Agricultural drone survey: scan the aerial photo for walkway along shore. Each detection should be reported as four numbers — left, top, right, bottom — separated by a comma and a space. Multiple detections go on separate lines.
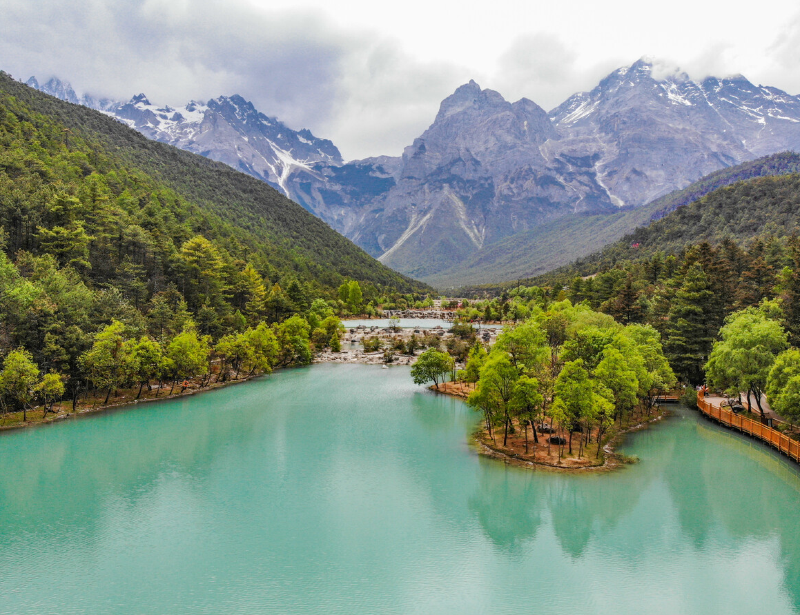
697, 391, 800, 464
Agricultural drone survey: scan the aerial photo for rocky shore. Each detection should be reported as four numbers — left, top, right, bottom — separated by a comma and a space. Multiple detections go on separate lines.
314, 323, 502, 365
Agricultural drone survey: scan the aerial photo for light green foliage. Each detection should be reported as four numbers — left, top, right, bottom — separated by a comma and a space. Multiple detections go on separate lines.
125, 336, 166, 394
243, 323, 279, 374
35, 372, 65, 412
167, 328, 211, 383
411, 348, 454, 390
215, 333, 252, 380
767, 349, 800, 422
561, 326, 617, 372
180, 236, 228, 309
236, 264, 267, 325
510, 375, 544, 446
591, 381, 616, 454
307, 298, 335, 330
595, 347, 639, 420
494, 322, 547, 373
80, 320, 129, 396
338, 281, 351, 304
554, 359, 593, 423
617, 324, 676, 404
348, 280, 363, 312
0, 348, 40, 414
463, 342, 488, 383
705, 306, 788, 415
477, 351, 520, 445
273, 315, 312, 366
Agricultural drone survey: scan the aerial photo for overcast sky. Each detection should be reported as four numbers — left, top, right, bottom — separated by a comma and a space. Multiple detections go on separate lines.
2, 0, 800, 160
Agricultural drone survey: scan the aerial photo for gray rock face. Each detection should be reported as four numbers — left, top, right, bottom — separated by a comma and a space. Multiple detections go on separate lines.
285, 80, 616, 278
285, 61, 800, 280
28, 63, 800, 283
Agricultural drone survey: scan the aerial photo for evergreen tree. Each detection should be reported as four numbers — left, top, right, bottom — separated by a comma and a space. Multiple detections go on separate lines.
665, 264, 715, 384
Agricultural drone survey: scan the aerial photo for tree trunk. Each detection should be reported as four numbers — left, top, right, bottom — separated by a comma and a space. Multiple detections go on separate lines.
72, 382, 80, 413
754, 388, 765, 418
524, 420, 529, 453
169, 380, 176, 396
136, 381, 144, 400
568, 430, 573, 455
503, 409, 510, 446
531, 415, 539, 444
104, 387, 112, 404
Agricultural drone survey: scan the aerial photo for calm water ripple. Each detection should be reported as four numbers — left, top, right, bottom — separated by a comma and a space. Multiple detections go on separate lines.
1, 364, 800, 614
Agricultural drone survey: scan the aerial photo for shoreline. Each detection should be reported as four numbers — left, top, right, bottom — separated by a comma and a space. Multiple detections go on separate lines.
0, 374, 263, 434
432, 381, 669, 472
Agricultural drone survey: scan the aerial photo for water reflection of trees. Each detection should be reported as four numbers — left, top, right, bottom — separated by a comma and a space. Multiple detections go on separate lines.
468, 464, 543, 552
0, 384, 271, 538
688, 422, 800, 607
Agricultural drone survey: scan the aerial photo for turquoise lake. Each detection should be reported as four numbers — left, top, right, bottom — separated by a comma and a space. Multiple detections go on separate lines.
2, 364, 800, 614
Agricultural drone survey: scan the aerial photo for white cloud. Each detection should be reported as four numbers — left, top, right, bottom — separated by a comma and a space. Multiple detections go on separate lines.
2, 0, 800, 159
491, 33, 623, 111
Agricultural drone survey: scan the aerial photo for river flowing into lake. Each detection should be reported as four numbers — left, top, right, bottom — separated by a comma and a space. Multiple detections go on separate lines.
2, 364, 800, 614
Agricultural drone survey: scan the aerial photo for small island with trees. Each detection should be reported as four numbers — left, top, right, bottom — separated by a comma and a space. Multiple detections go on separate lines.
412, 300, 676, 469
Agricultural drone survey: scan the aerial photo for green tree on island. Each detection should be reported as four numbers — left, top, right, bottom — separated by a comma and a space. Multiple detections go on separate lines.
510, 375, 543, 451
411, 348, 454, 391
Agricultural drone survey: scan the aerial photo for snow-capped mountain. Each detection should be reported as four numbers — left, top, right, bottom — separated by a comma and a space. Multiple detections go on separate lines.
548, 59, 800, 207
26, 77, 342, 195
27, 61, 800, 283
281, 80, 619, 277
281, 62, 800, 279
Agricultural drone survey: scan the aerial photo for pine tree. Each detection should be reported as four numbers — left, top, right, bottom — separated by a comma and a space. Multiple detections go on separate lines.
737, 239, 774, 308
665, 264, 716, 384
609, 274, 642, 324
780, 235, 800, 346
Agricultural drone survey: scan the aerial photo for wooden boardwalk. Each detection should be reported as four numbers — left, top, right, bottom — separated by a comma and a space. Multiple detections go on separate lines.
697, 391, 800, 463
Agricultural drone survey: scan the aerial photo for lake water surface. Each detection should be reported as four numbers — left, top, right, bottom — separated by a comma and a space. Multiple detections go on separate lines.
2, 364, 800, 614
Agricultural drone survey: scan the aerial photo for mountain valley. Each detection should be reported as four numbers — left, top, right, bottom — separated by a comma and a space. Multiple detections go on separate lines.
28, 59, 800, 286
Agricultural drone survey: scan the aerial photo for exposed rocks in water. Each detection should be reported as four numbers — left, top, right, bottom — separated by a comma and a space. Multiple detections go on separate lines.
314, 324, 501, 365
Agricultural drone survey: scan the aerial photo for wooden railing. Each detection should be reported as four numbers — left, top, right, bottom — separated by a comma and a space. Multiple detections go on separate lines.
697, 392, 800, 463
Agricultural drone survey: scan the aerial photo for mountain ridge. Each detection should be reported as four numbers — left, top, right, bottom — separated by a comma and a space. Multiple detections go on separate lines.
26, 61, 800, 286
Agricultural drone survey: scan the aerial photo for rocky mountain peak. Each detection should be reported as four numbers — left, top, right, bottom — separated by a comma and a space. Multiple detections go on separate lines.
130, 93, 151, 106
28, 76, 80, 104
435, 80, 506, 121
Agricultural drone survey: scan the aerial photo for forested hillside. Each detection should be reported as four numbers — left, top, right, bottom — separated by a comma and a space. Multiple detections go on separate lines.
0, 72, 426, 293
0, 71, 430, 416
543, 173, 800, 284
429, 153, 800, 288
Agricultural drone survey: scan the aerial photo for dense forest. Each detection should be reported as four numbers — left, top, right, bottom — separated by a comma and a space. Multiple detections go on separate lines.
0, 72, 431, 417
450, 230, 800, 392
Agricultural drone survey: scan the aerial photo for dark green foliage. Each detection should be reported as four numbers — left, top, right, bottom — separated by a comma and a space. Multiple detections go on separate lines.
540, 173, 800, 286
0, 72, 428, 295
664, 265, 716, 384
0, 71, 429, 399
